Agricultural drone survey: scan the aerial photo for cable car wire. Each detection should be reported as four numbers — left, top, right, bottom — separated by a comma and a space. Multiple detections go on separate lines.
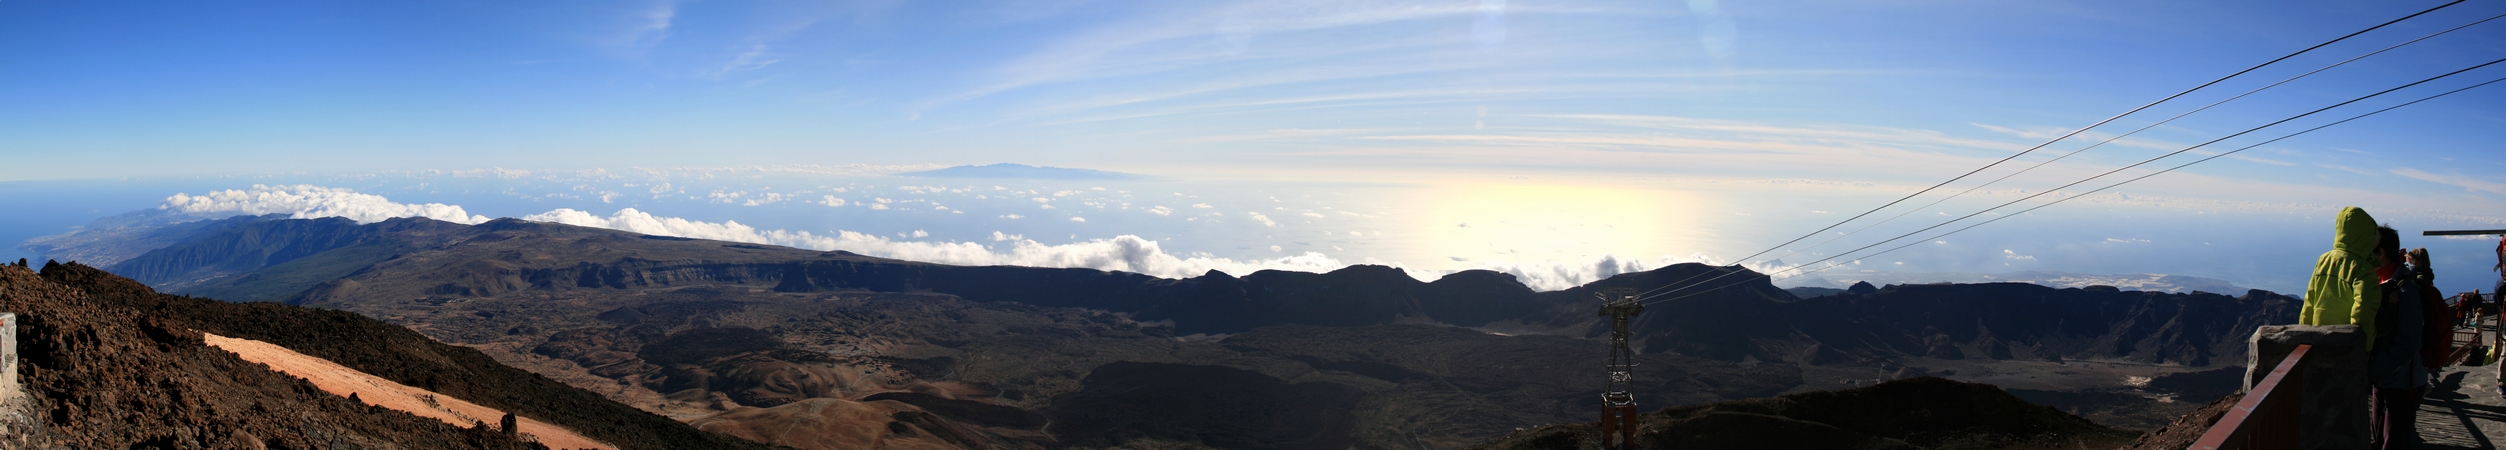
1641, 67, 2506, 306
1772, 75, 2506, 288
1623, 0, 2470, 300
1708, 10, 2506, 284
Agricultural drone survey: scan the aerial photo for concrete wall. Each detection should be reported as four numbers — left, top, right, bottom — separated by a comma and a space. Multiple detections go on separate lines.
0, 311, 36, 448
2247, 324, 2369, 450
0, 312, 15, 405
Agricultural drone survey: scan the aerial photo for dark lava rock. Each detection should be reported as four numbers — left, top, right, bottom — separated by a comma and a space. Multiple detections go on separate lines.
0, 262, 538, 449
638, 327, 784, 367
1046, 361, 1364, 449
2117, 392, 2240, 450
31, 261, 770, 450
862, 392, 1048, 429
1473, 377, 2140, 450
1641, 412, 1917, 450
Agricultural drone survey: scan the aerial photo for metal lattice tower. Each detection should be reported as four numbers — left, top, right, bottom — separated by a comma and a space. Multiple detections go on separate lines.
1598, 287, 1644, 449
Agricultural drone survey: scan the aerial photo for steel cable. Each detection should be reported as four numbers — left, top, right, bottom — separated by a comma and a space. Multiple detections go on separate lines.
1643, 69, 2506, 306
1720, 11, 2506, 283
1625, 0, 2469, 300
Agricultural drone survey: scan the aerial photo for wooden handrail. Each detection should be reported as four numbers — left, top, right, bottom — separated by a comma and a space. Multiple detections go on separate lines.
2191, 344, 2312, 450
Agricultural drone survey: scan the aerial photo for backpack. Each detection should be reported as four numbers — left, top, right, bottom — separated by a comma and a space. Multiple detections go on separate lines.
2420, 281, 2453, 368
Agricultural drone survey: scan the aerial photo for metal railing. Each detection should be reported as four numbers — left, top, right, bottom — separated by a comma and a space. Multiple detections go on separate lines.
2191, 344, 2312, 450
2445, 292, 2496, 367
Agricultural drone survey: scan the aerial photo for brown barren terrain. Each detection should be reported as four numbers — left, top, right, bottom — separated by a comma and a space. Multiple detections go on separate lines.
204, 333, 613, 450
80, 217, 2292, 448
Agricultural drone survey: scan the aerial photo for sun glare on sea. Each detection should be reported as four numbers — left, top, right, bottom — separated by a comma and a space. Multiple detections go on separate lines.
1401, 182, 1713, 270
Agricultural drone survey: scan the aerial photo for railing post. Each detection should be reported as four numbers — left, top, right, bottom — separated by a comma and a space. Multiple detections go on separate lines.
0, 312, 15, 406
2203, 325, 2367, 450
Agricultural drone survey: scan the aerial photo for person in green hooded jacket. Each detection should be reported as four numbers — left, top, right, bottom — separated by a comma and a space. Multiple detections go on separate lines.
2304, 206, 2384, 348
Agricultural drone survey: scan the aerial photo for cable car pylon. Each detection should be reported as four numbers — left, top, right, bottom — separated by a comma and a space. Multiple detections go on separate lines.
1598, 287, 1644, 449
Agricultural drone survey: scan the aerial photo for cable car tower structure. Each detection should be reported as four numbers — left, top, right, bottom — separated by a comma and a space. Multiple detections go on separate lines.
1597, 287, 1643, 449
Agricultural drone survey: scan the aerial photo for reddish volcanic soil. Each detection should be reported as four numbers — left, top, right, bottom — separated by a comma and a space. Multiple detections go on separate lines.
204, 333, 613, 450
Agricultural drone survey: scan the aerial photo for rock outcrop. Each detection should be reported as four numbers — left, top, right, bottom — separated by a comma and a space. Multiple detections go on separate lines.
25, 260, 773, 450
0, 260, 540, 449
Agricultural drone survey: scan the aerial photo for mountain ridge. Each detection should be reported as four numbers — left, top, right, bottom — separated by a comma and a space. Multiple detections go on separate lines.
114, 216, 2297, 367
70, 216, 2302, 448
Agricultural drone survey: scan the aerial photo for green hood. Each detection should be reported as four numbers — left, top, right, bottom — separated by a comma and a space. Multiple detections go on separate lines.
2333, 206, 2378, 258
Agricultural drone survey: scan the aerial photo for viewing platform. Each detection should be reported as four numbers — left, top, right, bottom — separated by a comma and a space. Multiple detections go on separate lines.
2420, 334, 2506, 449
2201, 294, 2506, 449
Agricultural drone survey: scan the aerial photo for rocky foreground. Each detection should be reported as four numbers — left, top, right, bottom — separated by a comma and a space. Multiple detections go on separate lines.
0, 260, 770, 449
0, 261, 539, 449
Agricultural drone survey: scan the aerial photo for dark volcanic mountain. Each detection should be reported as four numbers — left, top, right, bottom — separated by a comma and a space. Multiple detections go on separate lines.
0, 260, 772, 449
1644, 282, 2295, 367
74, 216, 2299, 448
119, 216, 2294, 366
18, 209, 280, 269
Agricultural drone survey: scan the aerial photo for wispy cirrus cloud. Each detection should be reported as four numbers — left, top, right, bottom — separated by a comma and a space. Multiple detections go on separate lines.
1968, 121, 2191, 152
1035, 71, 1899, 128
593, 0, 678, 58
2317, 164, 2376, 176
1557, 114, 2028, 153
1969, 122, 2067, 140
2391, 167, 2506, 196
1335, 114, 2052, 180
707, 42, 782, 77
943, 2, 1482, 103
925, 0, 1669, 113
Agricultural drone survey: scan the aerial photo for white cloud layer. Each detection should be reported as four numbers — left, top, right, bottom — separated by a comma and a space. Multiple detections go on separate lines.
514, 207, 1728, 290
159, 184, 489, 224
146, 185, 1757, 292
519, 207, 1366, 280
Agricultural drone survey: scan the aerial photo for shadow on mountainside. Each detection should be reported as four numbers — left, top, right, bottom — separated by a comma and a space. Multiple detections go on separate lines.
1473, 377, 2141, 450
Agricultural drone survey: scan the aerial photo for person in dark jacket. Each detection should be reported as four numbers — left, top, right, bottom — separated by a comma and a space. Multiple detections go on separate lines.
2368, 226, 2426, 449
2412, 248, 2452, 374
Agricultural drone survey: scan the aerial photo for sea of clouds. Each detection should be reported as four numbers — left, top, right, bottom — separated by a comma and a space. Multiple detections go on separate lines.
154, 184, 1715, 291
161, 185, 490, 225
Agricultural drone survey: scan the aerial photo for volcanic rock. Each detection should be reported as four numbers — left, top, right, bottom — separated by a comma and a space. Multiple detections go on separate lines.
29, 260, 770, 450
1472, 377, 2139, 450
0, 261, 539, 449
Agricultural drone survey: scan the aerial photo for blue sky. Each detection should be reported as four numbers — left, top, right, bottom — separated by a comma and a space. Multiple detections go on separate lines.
3, 0, 2504, 296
